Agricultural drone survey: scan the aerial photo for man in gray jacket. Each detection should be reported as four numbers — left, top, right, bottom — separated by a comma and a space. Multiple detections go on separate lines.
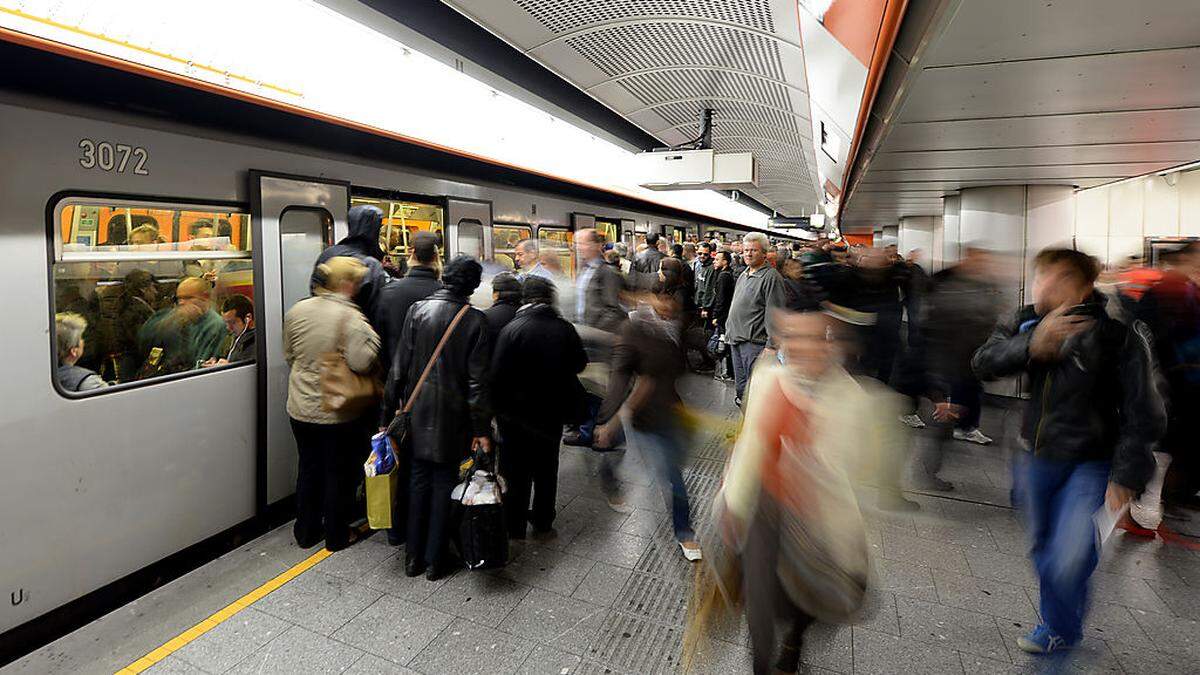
726, 232, 786, 404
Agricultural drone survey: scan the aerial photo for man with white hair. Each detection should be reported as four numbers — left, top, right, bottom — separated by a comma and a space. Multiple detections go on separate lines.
725, 232, 786, 405
515, 239, 553, 281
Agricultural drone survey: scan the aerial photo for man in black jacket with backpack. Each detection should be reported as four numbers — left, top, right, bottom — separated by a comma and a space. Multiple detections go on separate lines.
972, 248, 1164, 656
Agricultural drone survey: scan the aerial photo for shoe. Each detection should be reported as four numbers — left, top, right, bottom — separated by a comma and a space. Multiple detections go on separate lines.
679, 540, 703, 561
774, 643, 801, 674
1017, 624, 1071, 654
531, 527, 558, 542
734, 397, 743, 408
562, 430, 592, 447
912, 476, 955, 492
879, 494, 921, 512
426, 562, 457, 582
954, 428, 993, 445
606, 495, 635, 514
899, 414, 926, 429
404, 554, 426, 578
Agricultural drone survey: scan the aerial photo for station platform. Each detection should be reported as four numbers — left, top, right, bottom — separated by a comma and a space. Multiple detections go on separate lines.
7, 376, 1198, 675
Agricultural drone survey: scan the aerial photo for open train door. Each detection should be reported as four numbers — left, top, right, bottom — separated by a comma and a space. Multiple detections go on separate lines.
250, 171, 349, 513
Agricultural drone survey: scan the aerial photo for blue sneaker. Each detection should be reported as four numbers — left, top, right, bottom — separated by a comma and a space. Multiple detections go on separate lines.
1017, 624, 1071, 654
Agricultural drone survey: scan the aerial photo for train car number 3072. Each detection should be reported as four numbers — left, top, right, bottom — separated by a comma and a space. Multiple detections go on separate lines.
78, 139, 149, 175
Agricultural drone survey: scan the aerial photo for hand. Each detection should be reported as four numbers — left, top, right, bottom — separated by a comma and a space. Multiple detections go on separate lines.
932, 402, 965, 422
472, 436, 492, 454
595, 422, 616, 448
1105, 482, 1135, 513
202, 270, 219, 283
711, 318, 718, 327
1029, 304, 1093, 361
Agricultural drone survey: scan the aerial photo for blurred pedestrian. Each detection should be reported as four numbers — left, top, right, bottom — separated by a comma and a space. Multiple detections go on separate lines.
717, 308, 887, 674
912, 247, 1002, 490
381, 255, 492, 581
595, 288, 702, 561
1136, 241, 1200, 519
491, 277, 588, 540
284, 257, 381, 551
973, 248, 1164, 654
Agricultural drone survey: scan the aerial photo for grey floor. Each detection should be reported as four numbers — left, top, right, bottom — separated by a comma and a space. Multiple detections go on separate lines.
7, 375, 1200, 674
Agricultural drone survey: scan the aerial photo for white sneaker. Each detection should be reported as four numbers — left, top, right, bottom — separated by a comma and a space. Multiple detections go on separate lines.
899, 414, 926, 429
679, 540, 703, 562
606, 495, 635, 514
954, 428, 993, 445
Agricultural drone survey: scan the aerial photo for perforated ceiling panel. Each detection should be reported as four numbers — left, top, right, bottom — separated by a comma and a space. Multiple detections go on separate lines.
442, 0, 820, 217
514, 0, 776, 34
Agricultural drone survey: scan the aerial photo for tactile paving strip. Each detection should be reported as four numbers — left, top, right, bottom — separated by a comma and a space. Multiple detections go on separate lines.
576, 409, 731, 672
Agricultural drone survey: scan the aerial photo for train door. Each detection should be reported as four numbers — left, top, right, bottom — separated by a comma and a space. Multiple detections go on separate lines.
250, 171, 347, 511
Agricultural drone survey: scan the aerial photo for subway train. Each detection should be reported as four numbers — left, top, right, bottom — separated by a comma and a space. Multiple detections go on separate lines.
0, 34, 794, 649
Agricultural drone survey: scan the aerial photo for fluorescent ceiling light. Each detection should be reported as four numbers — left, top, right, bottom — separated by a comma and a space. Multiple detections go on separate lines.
0, 0, 770, 229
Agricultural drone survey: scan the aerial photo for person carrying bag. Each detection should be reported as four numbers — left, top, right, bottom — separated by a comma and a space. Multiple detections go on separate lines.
379, 255, 492, 581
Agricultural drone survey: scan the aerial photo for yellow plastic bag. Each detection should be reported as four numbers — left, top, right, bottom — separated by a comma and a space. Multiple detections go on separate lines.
365, 469, 399, 530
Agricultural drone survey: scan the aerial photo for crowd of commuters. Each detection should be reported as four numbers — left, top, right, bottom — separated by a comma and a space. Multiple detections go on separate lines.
78, 199, 1191, 672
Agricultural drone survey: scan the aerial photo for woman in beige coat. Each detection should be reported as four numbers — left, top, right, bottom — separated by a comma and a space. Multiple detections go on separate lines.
284, 256, 380, 551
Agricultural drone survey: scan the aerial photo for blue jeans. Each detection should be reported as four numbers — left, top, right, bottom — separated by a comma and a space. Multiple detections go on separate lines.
627, 421, 694, 541
1013, 453, 1110, 643
731, 341, 766, 400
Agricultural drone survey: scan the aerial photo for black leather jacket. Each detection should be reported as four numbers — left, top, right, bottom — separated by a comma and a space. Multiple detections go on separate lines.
381, 289, 491, 463
972, 292, 1165, 490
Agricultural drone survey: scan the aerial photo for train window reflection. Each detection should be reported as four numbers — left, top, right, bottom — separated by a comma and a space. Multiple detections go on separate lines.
538, 226, 575, 278
51, 198, 256, 395
493, 223, 532, 271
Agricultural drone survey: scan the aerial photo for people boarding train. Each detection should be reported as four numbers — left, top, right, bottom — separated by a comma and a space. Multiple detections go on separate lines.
283, 256, 381, 552
381, 255, 491, 581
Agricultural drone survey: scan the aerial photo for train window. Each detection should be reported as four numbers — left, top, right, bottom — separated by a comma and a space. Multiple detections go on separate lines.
492, 223, 532, 271
51, 198, 255, 395
456, 219, 485, 260
280, 207, 333, 312
537, 226, 575, 278
594, 219, 619, 246
351, 196, 444, 269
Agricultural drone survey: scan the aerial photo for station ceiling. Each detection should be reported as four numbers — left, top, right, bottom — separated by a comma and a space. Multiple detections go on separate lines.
438, 0, 823, 218
841, 0, 1200, 233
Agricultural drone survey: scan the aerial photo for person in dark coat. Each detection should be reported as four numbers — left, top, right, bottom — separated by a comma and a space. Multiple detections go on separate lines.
373, 232, 442, 377
381, 255, 491, 581
973, 248, 1163, 655
372, 232, 442, 546
491, 277, 588, 540
484, 272, 522, 352
633, 232, 666, 274
710, 250, 737, 379
312, 204, 390, 320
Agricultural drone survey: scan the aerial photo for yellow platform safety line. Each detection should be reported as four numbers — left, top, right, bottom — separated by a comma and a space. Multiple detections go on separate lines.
114, 548, 332, 674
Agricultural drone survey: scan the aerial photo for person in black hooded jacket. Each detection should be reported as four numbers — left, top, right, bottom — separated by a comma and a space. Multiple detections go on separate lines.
311, 204, 390, 320
972, 248, 1164, 655
381, 255, 491, 581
